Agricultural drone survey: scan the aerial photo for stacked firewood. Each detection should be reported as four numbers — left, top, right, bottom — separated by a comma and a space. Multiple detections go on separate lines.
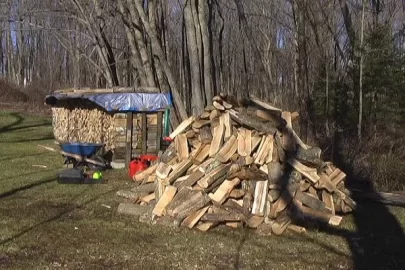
117, 94, 356, 235
52, 104, 116, 151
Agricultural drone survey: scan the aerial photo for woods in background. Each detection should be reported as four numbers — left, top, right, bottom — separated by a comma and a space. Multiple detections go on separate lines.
0, 0, 404, 189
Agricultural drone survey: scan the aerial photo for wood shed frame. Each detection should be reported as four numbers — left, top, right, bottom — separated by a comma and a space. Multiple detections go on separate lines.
124, 110, 164, 167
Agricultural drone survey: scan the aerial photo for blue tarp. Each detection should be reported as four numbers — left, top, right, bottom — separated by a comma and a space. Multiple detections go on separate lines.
45, 92, 172, 112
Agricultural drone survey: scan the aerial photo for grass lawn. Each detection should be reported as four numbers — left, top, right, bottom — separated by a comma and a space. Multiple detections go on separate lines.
1, 110, 405, 269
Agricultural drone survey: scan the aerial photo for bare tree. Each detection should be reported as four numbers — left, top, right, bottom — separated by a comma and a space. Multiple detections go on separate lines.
184, 0, 204, 114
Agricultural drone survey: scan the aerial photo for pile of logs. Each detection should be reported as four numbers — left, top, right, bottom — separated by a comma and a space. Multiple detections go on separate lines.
117, 95, 356, 235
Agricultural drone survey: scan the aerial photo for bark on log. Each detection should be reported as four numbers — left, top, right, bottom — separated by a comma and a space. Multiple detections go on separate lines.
296, 202, 342, 226
116, 190, 145, 201
156, 162, 173, 179
117, 203, 152, 216
131, 183, 156, 193
349, 191, 405, 206
246, 215, 264, 228
171, 191, 210, 221
296, 147, 324, 168
166, 159, 193, 184
201, 213, 245, 222
199, 126, 213, 144
197, 164, 231, 189
295, 190, 326, 211
177, 167, 205, 190
228, 109, 278, 135
160, 144, 177, 164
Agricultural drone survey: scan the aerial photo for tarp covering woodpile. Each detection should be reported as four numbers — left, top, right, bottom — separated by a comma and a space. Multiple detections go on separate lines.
46, 91, 172, 112
117, 94, 356, 235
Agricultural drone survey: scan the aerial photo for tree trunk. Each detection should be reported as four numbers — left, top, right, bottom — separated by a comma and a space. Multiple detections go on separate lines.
358, 0, 365, 140
117, 0, 148, 86
70, 0, 117, 87
199, 0, 214, 103
73, 23, 81, 88
215, 0, 224, 93
338, 0, 356, 55
191, 0, 204, 96
6, 23, 14, 82
16, 18, 23, 86
149, 0, 169, 92
127, 0, 157, 87
233, 0, 274, 88
93, 0, 119, 86
184, 0, 204, 115
133, 0, 188, 121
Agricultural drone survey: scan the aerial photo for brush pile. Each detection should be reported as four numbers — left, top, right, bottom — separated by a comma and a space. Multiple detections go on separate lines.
117, 94, 356, 235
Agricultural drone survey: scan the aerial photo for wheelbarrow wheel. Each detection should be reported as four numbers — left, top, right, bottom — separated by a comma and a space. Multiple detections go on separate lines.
88, 155, 107, 171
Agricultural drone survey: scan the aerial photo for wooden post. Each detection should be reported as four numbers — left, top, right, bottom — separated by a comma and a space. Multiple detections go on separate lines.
157, 111, 163, 153
142, 113, 147, 154
125, 112, 133, 168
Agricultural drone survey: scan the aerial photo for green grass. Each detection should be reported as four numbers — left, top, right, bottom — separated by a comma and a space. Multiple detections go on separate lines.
1, 110, 405, 269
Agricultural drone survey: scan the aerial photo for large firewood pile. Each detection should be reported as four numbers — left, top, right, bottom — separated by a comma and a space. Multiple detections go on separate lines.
117, 94, 356, 235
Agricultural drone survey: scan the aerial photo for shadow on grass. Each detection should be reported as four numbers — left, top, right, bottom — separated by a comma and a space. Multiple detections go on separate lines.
0, 113, 24, 133
229, 128, 405, 269
233, 228, 248, 269
2, 134, 55, 143
0, 112, 51, 136
320, 201, 405, 269
0, 168, 58, 184
0, 151, 53, 163
0, 177, 56, 199
0, 186, 118, 246
330, 133, 405, 269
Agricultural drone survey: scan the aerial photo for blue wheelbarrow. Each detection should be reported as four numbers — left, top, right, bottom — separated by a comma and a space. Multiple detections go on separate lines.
59, 142, 108, 170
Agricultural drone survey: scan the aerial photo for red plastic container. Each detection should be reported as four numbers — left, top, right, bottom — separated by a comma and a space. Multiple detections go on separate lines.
140, 154, 159, 163
128, 155, 158, 179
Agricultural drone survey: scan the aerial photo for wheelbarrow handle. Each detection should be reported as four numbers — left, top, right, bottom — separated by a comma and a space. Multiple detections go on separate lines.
61, 150, 84, 161
61, 151, 105, 167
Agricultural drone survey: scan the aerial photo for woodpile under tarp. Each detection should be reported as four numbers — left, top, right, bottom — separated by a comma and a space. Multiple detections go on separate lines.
117, 94, 356, 235
51, 99, 159, 155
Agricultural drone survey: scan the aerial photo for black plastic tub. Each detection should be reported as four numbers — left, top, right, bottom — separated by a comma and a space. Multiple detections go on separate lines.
57, 168, 84, 184
57, 169, 104, 184
83, 177, 105, 184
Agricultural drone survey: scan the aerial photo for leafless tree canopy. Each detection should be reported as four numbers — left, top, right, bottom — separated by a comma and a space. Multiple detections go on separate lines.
0, 0, 404, 141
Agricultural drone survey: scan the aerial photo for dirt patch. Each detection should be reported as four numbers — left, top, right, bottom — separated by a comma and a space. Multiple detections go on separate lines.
1, 200, 79, 222
0, 254, 13, 268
